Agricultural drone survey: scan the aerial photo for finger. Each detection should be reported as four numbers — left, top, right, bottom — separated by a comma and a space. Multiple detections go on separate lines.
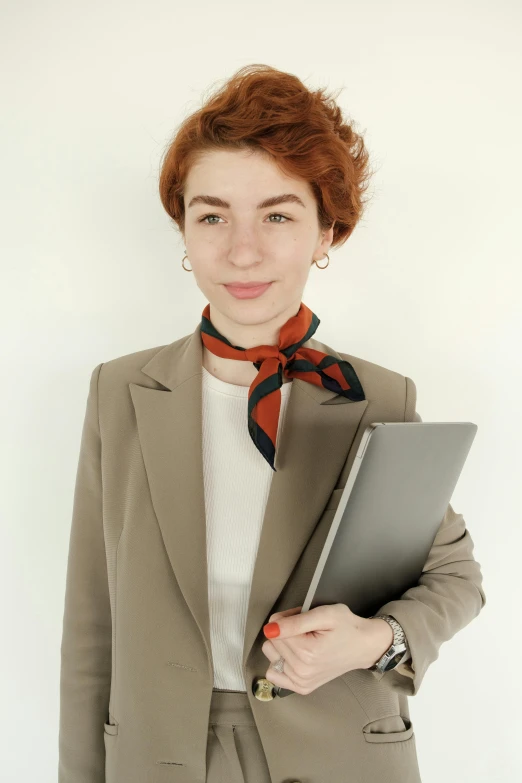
265, 647, 298, 689
265, 660, 300, 693
262, 638, 300, 682
268, 606, 303, 623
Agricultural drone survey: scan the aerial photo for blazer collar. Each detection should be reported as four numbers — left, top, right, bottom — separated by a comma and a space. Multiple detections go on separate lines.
129, 321, 368, 672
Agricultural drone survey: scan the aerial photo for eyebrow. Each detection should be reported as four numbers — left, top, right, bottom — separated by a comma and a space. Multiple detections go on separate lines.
186, 193, 306, 210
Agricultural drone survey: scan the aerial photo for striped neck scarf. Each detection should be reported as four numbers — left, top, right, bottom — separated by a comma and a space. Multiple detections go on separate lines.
200, 301, 366, 471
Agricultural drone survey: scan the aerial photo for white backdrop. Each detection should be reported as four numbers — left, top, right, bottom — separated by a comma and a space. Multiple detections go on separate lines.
1, 0, 520, 780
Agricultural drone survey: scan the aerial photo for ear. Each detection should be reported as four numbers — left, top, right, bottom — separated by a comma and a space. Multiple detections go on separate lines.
321, 222, 335, 250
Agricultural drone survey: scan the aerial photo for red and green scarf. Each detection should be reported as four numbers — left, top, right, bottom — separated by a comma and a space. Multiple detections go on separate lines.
200, 302, 366, 471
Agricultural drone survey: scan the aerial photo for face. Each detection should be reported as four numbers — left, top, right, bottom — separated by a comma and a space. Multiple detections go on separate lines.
181, 148, 334, 347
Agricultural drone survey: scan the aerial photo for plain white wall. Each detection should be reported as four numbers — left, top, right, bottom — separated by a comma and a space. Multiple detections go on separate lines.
2, 0, 520, 779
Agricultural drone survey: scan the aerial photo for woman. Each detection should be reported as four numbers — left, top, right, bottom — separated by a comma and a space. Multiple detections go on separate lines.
58, 65, 486, 783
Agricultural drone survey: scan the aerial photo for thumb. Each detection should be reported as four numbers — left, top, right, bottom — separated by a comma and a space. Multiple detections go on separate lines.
268, 606, 302, 623
263, 606, 302, 639
264, 605, 331, 639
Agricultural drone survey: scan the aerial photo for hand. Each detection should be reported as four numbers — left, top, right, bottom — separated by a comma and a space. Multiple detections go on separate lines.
261, 603, 392, 695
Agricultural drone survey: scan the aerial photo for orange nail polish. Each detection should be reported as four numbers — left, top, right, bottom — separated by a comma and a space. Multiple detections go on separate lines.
263, 622, 280, 638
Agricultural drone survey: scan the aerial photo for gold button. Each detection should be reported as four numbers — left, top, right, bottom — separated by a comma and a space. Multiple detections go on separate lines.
252, 677, 276, 701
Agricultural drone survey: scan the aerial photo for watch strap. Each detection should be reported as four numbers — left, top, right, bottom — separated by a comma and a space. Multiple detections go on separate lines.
368, 614, 408, 672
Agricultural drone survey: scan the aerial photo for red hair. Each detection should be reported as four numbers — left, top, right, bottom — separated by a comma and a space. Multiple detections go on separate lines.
158, 64, 374, 248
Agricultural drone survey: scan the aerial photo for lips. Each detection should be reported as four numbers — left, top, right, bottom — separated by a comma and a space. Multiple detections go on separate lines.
224, 282, 272, 299
225, 282, 271, 288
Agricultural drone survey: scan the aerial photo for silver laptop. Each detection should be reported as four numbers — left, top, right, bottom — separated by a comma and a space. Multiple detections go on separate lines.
274, 421, 477, 697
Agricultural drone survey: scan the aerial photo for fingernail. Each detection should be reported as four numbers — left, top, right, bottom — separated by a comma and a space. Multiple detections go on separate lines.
263, 622, 280, 638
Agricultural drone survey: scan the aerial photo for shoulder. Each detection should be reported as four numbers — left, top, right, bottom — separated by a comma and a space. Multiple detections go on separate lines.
88, 331, 192, 392
308, 335, 417, 405
338, 349, 416, 405
338, 347, 418, 420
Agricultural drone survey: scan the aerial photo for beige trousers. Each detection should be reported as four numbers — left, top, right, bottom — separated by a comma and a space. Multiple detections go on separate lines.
206, 688, 272, 783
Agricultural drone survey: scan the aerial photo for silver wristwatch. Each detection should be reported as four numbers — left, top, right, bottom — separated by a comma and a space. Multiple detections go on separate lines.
368, 614, 409, 673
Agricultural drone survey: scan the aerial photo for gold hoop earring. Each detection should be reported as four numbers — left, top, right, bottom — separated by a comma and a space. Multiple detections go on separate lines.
313, 253, 330, 269
181, 252, 192, 272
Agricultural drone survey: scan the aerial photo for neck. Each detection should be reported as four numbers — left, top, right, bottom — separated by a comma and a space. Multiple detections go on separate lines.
202, 347, 293, 387
210, 300, 302, 348
202, 301, 301, 387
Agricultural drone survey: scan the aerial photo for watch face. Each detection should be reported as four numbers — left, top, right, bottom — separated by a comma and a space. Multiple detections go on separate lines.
384, 652, 404, 672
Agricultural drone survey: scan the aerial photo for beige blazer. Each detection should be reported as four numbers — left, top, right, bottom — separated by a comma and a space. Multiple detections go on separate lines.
58, 321, 487, 783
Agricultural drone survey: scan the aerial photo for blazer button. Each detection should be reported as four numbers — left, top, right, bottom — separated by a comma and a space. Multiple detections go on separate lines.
252, 677, 276, 701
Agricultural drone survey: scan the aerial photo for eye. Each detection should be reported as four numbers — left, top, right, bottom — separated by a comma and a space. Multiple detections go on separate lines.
267, 213, 290, 223
198, 214, 223, 224
197, 212, 291, 224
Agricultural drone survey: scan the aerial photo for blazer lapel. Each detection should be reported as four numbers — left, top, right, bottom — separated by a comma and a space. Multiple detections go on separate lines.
129, 321, 368, 675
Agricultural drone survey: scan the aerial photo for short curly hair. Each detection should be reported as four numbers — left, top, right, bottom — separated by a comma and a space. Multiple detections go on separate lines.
158, 64, 375, 249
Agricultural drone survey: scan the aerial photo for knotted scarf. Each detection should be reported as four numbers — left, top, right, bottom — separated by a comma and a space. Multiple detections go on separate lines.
200, 302, 366, 471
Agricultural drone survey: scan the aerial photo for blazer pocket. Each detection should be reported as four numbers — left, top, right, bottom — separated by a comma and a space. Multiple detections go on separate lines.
363, 715, 414, 743
326, 487, 344, 510
103, 715, 119, 736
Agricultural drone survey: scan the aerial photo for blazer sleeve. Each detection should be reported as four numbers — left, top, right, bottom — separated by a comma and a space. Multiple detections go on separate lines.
58, 362, 112, 783
368, 407, 487, 696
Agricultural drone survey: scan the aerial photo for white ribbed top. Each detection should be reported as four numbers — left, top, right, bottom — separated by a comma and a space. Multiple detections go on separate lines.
201, 365, 293, 691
